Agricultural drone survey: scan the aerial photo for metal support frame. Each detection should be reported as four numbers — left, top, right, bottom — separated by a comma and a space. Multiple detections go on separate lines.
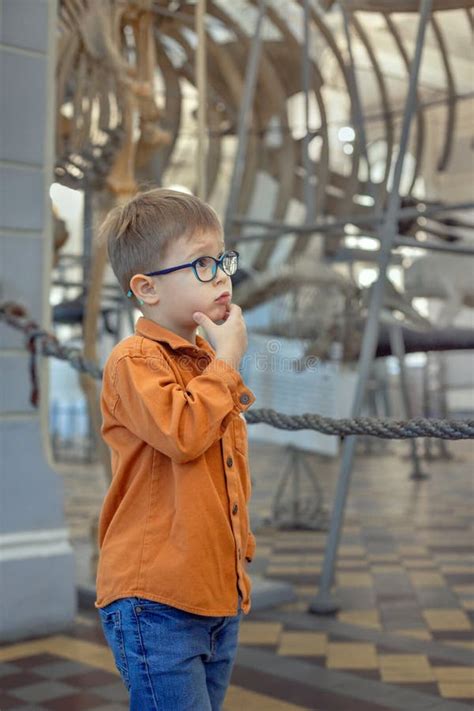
302, 0, 316, 224
230, 223, 474, 256
423, 355, 435, 459
341, 7, 374, 198
329, 248, 403, 264
391, 235, 474, 256
358, 364, 391, 456
82, 189, 92, 293
224, 0, 266, 246
423, 352, 453, 461
271, 445, 327, 530
232, 200, 474, 238
196, 0, 207, 199
389, 324, 428, 480
434, 353, 453, 460
309, 0, 433, 615
272, 0, 321, 530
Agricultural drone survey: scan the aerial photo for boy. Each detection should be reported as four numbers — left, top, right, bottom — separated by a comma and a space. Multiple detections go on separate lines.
95, 188, 256, 711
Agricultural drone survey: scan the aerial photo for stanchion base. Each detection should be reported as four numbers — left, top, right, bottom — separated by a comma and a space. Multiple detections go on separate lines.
424, 452, 455, 462
308, 596, 340, 615
272, 516, 328, 532
409, 471, 430, 480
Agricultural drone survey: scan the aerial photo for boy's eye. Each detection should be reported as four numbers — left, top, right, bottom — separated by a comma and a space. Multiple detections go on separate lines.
197, 257, 212, 268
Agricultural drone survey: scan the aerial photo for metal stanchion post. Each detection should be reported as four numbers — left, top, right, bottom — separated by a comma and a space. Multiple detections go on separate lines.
389, 324, 428, 479
224, 0, 266, 246
309, 0, 433, 615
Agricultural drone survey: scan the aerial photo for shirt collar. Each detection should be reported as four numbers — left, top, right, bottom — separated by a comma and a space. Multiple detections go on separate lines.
135, 316, 214, 356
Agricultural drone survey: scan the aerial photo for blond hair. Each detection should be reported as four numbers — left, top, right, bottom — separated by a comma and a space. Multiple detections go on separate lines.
99, 188, 223, 296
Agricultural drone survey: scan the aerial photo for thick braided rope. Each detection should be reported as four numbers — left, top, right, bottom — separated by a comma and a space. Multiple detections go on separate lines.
2, 302, 473, 439
244, 409, 474, 439
1, 302, 103, 381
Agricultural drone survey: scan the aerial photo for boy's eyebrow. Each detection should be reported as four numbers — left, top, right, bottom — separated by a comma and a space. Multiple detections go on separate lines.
187, 243, 225, 260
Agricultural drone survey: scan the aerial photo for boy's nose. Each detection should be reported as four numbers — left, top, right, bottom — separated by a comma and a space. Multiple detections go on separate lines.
214, 268, 228, 286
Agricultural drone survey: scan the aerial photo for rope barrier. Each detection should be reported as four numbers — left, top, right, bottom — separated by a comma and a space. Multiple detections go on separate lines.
1, 303, 103, 407
2, 301, 473, 439
244, 409, 474, 440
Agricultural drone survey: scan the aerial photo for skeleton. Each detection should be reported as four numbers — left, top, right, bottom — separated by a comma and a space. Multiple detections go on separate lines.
50, 1, 473, 557
325, 1, 473, 10
58, 0, 172, 195
403, 253, 474, 327
401, 251, 474, 460
54, 1, 473, 260
51, 1, 474, 416
52, 205, 69, 266
56, 0, 173, 488
233, 258, 432, 365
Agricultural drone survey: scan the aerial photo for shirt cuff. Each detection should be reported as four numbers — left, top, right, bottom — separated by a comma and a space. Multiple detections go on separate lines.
203, 357, 256, 412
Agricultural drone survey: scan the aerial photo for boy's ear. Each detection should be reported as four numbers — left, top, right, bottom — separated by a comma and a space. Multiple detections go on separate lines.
129, 274, 160, 305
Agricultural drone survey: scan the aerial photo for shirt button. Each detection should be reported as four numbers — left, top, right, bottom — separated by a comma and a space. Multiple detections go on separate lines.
238, 548, 242, 560
239, 393, 250, 405
226, 456, 233, 467
135, 606, 142, 613
232, 503, 239, 515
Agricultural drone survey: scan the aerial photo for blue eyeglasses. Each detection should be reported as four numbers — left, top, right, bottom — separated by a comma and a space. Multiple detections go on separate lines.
142, 250, 239, 284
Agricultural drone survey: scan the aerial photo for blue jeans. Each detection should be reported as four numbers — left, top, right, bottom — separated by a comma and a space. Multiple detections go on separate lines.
98, 596, 243, 710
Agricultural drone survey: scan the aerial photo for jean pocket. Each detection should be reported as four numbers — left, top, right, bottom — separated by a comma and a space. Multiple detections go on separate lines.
99, 608, 130, 688
135, 597, 172, 611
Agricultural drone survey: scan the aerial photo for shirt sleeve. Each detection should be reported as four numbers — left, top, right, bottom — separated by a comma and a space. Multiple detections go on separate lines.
102, 352, 255, 464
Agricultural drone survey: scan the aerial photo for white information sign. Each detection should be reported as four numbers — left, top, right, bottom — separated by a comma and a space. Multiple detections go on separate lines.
241, 333, 358, 456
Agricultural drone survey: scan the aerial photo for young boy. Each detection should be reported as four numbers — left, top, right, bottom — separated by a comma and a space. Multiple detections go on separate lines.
95, 188, 256, 710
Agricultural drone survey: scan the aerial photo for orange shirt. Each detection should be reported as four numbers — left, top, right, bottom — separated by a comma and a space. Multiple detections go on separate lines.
95, 316, 257, 617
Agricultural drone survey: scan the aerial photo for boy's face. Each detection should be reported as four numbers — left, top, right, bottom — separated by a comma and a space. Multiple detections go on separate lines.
146, 229, 232, 343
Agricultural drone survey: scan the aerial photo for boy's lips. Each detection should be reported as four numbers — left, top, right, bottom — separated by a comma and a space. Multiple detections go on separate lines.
215, 292, 231, 303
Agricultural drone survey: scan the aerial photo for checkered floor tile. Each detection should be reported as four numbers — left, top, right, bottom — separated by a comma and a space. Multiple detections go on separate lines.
1, 440, 471, 709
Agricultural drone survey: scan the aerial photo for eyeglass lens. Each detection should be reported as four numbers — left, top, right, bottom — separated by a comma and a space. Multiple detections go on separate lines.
195, 251, 238, 282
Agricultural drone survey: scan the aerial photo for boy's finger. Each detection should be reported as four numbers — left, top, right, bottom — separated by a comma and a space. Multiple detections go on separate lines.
225, 302, 239, 317
193, 312, 214, 330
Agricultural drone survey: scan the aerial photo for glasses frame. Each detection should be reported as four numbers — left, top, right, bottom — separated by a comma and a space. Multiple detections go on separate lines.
143, 249, 239, 283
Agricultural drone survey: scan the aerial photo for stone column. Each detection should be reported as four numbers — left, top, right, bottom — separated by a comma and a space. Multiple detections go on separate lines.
0, 0, 76, 641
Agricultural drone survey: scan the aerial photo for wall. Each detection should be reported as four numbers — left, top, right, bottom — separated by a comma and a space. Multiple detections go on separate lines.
0, 0, 76, 641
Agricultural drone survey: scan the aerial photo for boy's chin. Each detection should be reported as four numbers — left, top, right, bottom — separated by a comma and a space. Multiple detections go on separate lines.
195, 303, 228, 326
193, 314, 223, 326
210, 307, 227, 325
209, 313, 225, 325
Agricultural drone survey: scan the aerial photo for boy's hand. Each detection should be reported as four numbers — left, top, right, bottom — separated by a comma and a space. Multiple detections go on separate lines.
193, 303, 248, 370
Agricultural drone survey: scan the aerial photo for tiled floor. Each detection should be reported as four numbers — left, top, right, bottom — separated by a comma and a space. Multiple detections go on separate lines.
1, 439, 473, 709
